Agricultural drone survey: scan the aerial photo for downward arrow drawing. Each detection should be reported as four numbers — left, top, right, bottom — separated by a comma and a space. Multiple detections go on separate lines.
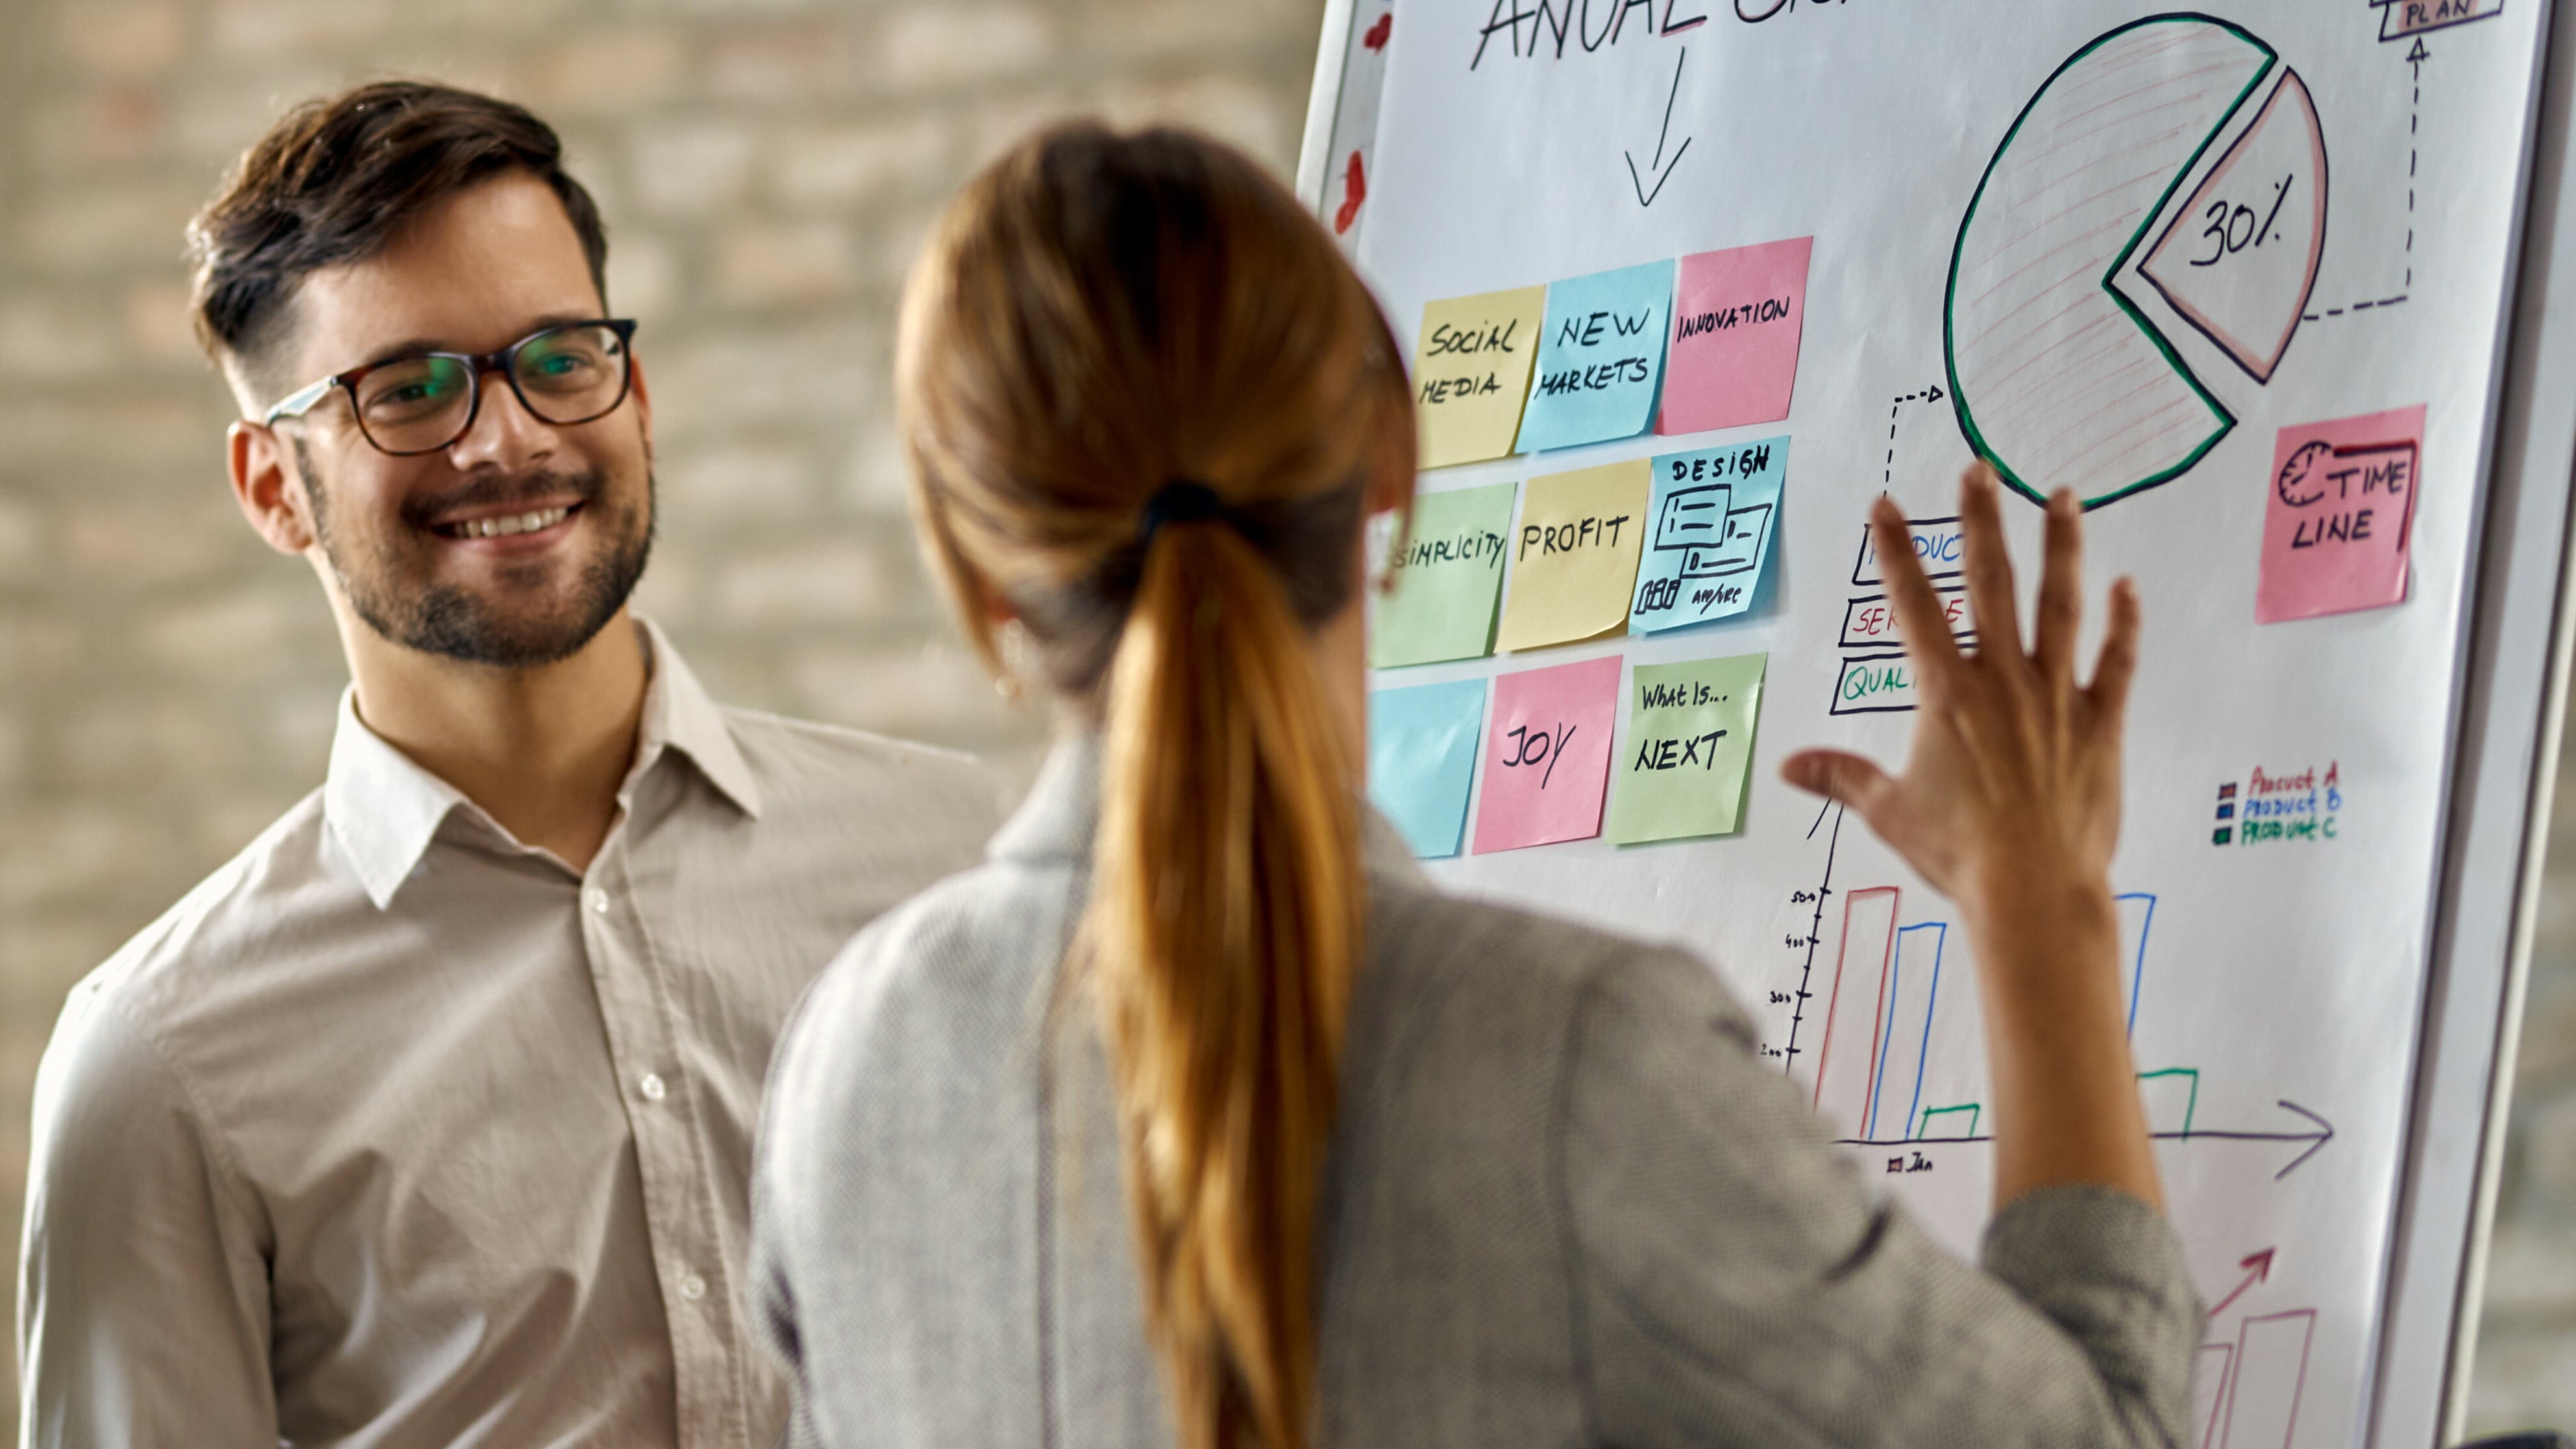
2207, 1247, 2276, 1320
1625, 50, 1692, 208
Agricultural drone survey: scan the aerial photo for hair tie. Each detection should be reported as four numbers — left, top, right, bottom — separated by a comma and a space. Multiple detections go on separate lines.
1137, 480, 1227, 546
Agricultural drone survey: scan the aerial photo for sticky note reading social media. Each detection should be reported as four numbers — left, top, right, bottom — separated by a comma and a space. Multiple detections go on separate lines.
1366, 679, 1487, 858
2258, 405, 2425, 624
1516, 260, 1674, 453
1659, 237, 1811, 437
1606, 653, 1766, 845
1496, 459, 1649, 652
1371, 481, 1516, 668
1412, 287, 1546, 469
1629, 437, 1787, 633
1472, 655, 1621, 854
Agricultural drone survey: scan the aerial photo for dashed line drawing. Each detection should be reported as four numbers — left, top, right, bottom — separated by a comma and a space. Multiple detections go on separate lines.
1883, 384, 1945, 487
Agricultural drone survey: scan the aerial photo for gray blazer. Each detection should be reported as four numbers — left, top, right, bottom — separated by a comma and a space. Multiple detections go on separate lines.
749, 739, 2203, 1448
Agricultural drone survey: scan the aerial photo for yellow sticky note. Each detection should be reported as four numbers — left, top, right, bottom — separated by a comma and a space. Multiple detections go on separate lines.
1413, 286, 1546, 469
1497, 459, 1649, 651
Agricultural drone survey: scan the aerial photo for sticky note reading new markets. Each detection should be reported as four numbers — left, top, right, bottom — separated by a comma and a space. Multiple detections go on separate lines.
1368, 679, 1488, 859
1516, 260, 1674, 453
1660, 237, 1812, 436
2257, 405, 2425, 624
1371, 481, 1516, 668
1607, 654, 1766, 845
1413, 287, 1547, 469
1473, 655, 1621, 855
1496, 459, 1649, 652
1630, 437, 1787, 633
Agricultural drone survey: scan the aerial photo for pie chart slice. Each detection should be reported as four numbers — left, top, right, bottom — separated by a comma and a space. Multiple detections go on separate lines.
1946, 18, 2279, 507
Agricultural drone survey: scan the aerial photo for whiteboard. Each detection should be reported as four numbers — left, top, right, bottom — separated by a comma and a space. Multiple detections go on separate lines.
1297, 3, 2576, 1445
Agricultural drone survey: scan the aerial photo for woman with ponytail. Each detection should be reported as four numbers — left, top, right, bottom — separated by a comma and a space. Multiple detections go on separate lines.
749, 122, 2202, 1449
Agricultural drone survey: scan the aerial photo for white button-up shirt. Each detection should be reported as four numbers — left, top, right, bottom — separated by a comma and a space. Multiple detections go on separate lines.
17, 621, 1004, 1448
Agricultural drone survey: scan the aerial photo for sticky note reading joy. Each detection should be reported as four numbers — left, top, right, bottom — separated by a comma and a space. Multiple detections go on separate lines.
2258, 404, 2425, 624
1472, 655, 1621, 854
1413, 287, 1547, 469
1607, 653, 1766, 845
1368, 679, 1488, 859
1660, 237, 1812, 436
1496, 459, 1649, 651
1371, 481, 1516, 668
1630, 437, 1787, 633
1516, 260, 1674, 453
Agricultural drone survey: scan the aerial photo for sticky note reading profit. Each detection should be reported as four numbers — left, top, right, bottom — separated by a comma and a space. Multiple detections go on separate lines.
1367, 679, 1488, 859
2257, 404, 2426, 624
1371, 481, 1517, 668
1660, 237, 1812, 436
1607, 653, 1766, 844
1413, 286, 1547, 469
1630, 437, 1787, 633
1473, 655, 1622, 854
1516, 260, 1675, 453
1496, 459, 1649, 651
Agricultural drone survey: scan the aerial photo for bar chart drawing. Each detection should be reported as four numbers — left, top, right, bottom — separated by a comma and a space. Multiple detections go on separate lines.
1811, 886, 1900, 1132
2117, 891, 2157, 1037
2209, 1308, 2317, 1449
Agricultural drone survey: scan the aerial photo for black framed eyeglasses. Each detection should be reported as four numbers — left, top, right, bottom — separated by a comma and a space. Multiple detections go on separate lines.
262, 319, 639, 457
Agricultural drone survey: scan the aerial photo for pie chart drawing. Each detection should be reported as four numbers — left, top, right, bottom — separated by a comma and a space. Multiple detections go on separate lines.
1946, 15, 2328, 509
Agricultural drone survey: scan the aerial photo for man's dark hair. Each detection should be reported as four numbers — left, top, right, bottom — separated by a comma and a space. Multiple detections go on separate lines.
187, 80, 610, 399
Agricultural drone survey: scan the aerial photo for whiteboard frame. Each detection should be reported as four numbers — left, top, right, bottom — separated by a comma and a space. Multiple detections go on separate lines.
1293, 3, 2576, 1443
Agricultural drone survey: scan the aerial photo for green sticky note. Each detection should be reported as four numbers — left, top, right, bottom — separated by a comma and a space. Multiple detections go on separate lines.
1372, 481, 1516, 668
1607, 653, 1766, 844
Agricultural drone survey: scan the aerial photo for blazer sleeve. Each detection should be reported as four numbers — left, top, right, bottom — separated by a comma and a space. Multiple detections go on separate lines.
1560, 947, 2203, 1449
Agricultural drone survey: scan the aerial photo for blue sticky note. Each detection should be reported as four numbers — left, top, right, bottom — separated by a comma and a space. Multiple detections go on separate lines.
1368, 679, 1488, 858
1629, 435, 1787, 633
1516, 260, 1674, 453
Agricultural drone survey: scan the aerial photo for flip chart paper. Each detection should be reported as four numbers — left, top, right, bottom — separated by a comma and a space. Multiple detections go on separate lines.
1629, 437, 1787, 633
2258, 406, 2425, 623
1515, 260, 1674, 452
1371, 481, 1516, 668
1413, 286, 1545, 469
1471, 655, 1621, 854
1606, 653, 1766, 845
1367, 679, 1486, 859
1495, 459, 1649, 652
1659, 238, 1813, 436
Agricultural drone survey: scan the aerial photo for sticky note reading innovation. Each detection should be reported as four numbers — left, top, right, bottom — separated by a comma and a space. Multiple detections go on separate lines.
1516, 260, 1674, 453
1413, 287, 1547, 469
1607, 654, 1766, 845
1371, 481, 1515, 668
1368, 679, 1488, 858
1495, 459, 1649, 652
2258, 404, 2425, 624
1472, 655, 1621, 854
1660, 237, 1811, 436
1630, 437, 1786, 633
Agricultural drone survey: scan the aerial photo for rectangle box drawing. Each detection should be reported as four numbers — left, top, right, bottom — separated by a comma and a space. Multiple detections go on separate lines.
1850, 514, 1967, 586
1867, 922, 1948, 1141
1811, 886, 1900, 1136
2222, 1309, 2317, 1449
1839, 590, 1973, 649
1830, 651, 1919, 716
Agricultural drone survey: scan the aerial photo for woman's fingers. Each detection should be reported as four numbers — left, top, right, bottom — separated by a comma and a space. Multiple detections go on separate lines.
1780, 748, 1902, 825
1957, 464, 2027, 679
2032, 488, 2084, 691
1871, 494, 1963, 698
2086, 576, 2142, 723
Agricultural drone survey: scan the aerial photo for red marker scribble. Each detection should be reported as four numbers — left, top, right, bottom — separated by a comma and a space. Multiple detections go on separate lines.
1362, 12, 1392, 51
1335, 151, 1366, 235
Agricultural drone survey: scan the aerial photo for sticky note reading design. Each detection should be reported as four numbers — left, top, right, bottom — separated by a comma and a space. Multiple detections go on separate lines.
1472, 655, 1622, 854
1660, 237, 1812, 436
1516, 260, 1674, 453
1367, 679, 1488, 859
2258, 405, 2425, 624
1496, 459, 1649, 651
1371, 481, 1516, 668
1607, 653, 1766, 844
1629, 437, 1787, 633
1412, 286, 1546, 469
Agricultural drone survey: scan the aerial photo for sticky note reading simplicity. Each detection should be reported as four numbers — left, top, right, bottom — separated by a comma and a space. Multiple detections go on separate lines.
1472, 655, 1622, 854
2258, 404, 2425, 624
1516, 260, 1674, 453
1496, 459, 1649, 652
1630, 436, 1787, 633
1660, 237, 1812, 436
1413, 287, 1547, 469
1607, 653, 1767, 845
1367, 679, 1488, 859
1371, 481, 1516, 668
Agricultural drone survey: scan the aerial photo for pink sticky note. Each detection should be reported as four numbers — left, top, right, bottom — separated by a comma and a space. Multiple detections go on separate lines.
1658, 237, 1813, 437
1472, 655, 1621, 854
2257, 405, 2425, 624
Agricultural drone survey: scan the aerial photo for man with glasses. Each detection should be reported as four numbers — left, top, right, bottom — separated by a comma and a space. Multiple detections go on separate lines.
16, 82, 1001, 1447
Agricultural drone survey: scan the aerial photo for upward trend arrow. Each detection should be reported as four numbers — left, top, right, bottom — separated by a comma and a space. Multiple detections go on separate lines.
1625, 49, 1692, 208
2208, 1247, 2276, 1320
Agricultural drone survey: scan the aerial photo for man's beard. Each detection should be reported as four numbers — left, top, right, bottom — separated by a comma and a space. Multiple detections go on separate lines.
300, 439, 656, 669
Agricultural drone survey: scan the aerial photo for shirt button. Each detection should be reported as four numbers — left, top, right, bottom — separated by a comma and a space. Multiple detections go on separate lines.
639, 1072, 667, 1102
587, 889, 611, 914
679, 1274, 707, 1302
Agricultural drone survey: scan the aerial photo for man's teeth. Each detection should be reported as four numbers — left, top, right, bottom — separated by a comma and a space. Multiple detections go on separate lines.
448, 507, 571, 539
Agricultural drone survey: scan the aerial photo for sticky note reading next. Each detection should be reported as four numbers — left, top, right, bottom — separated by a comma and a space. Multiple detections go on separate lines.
1517, 260, 1674, 453
1497, 459, 1649, 651
1414, 286, 1546, 469
1630, 437, 1787, 633
1371, 480, 1516, 668
1607, 653, 1766, 845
